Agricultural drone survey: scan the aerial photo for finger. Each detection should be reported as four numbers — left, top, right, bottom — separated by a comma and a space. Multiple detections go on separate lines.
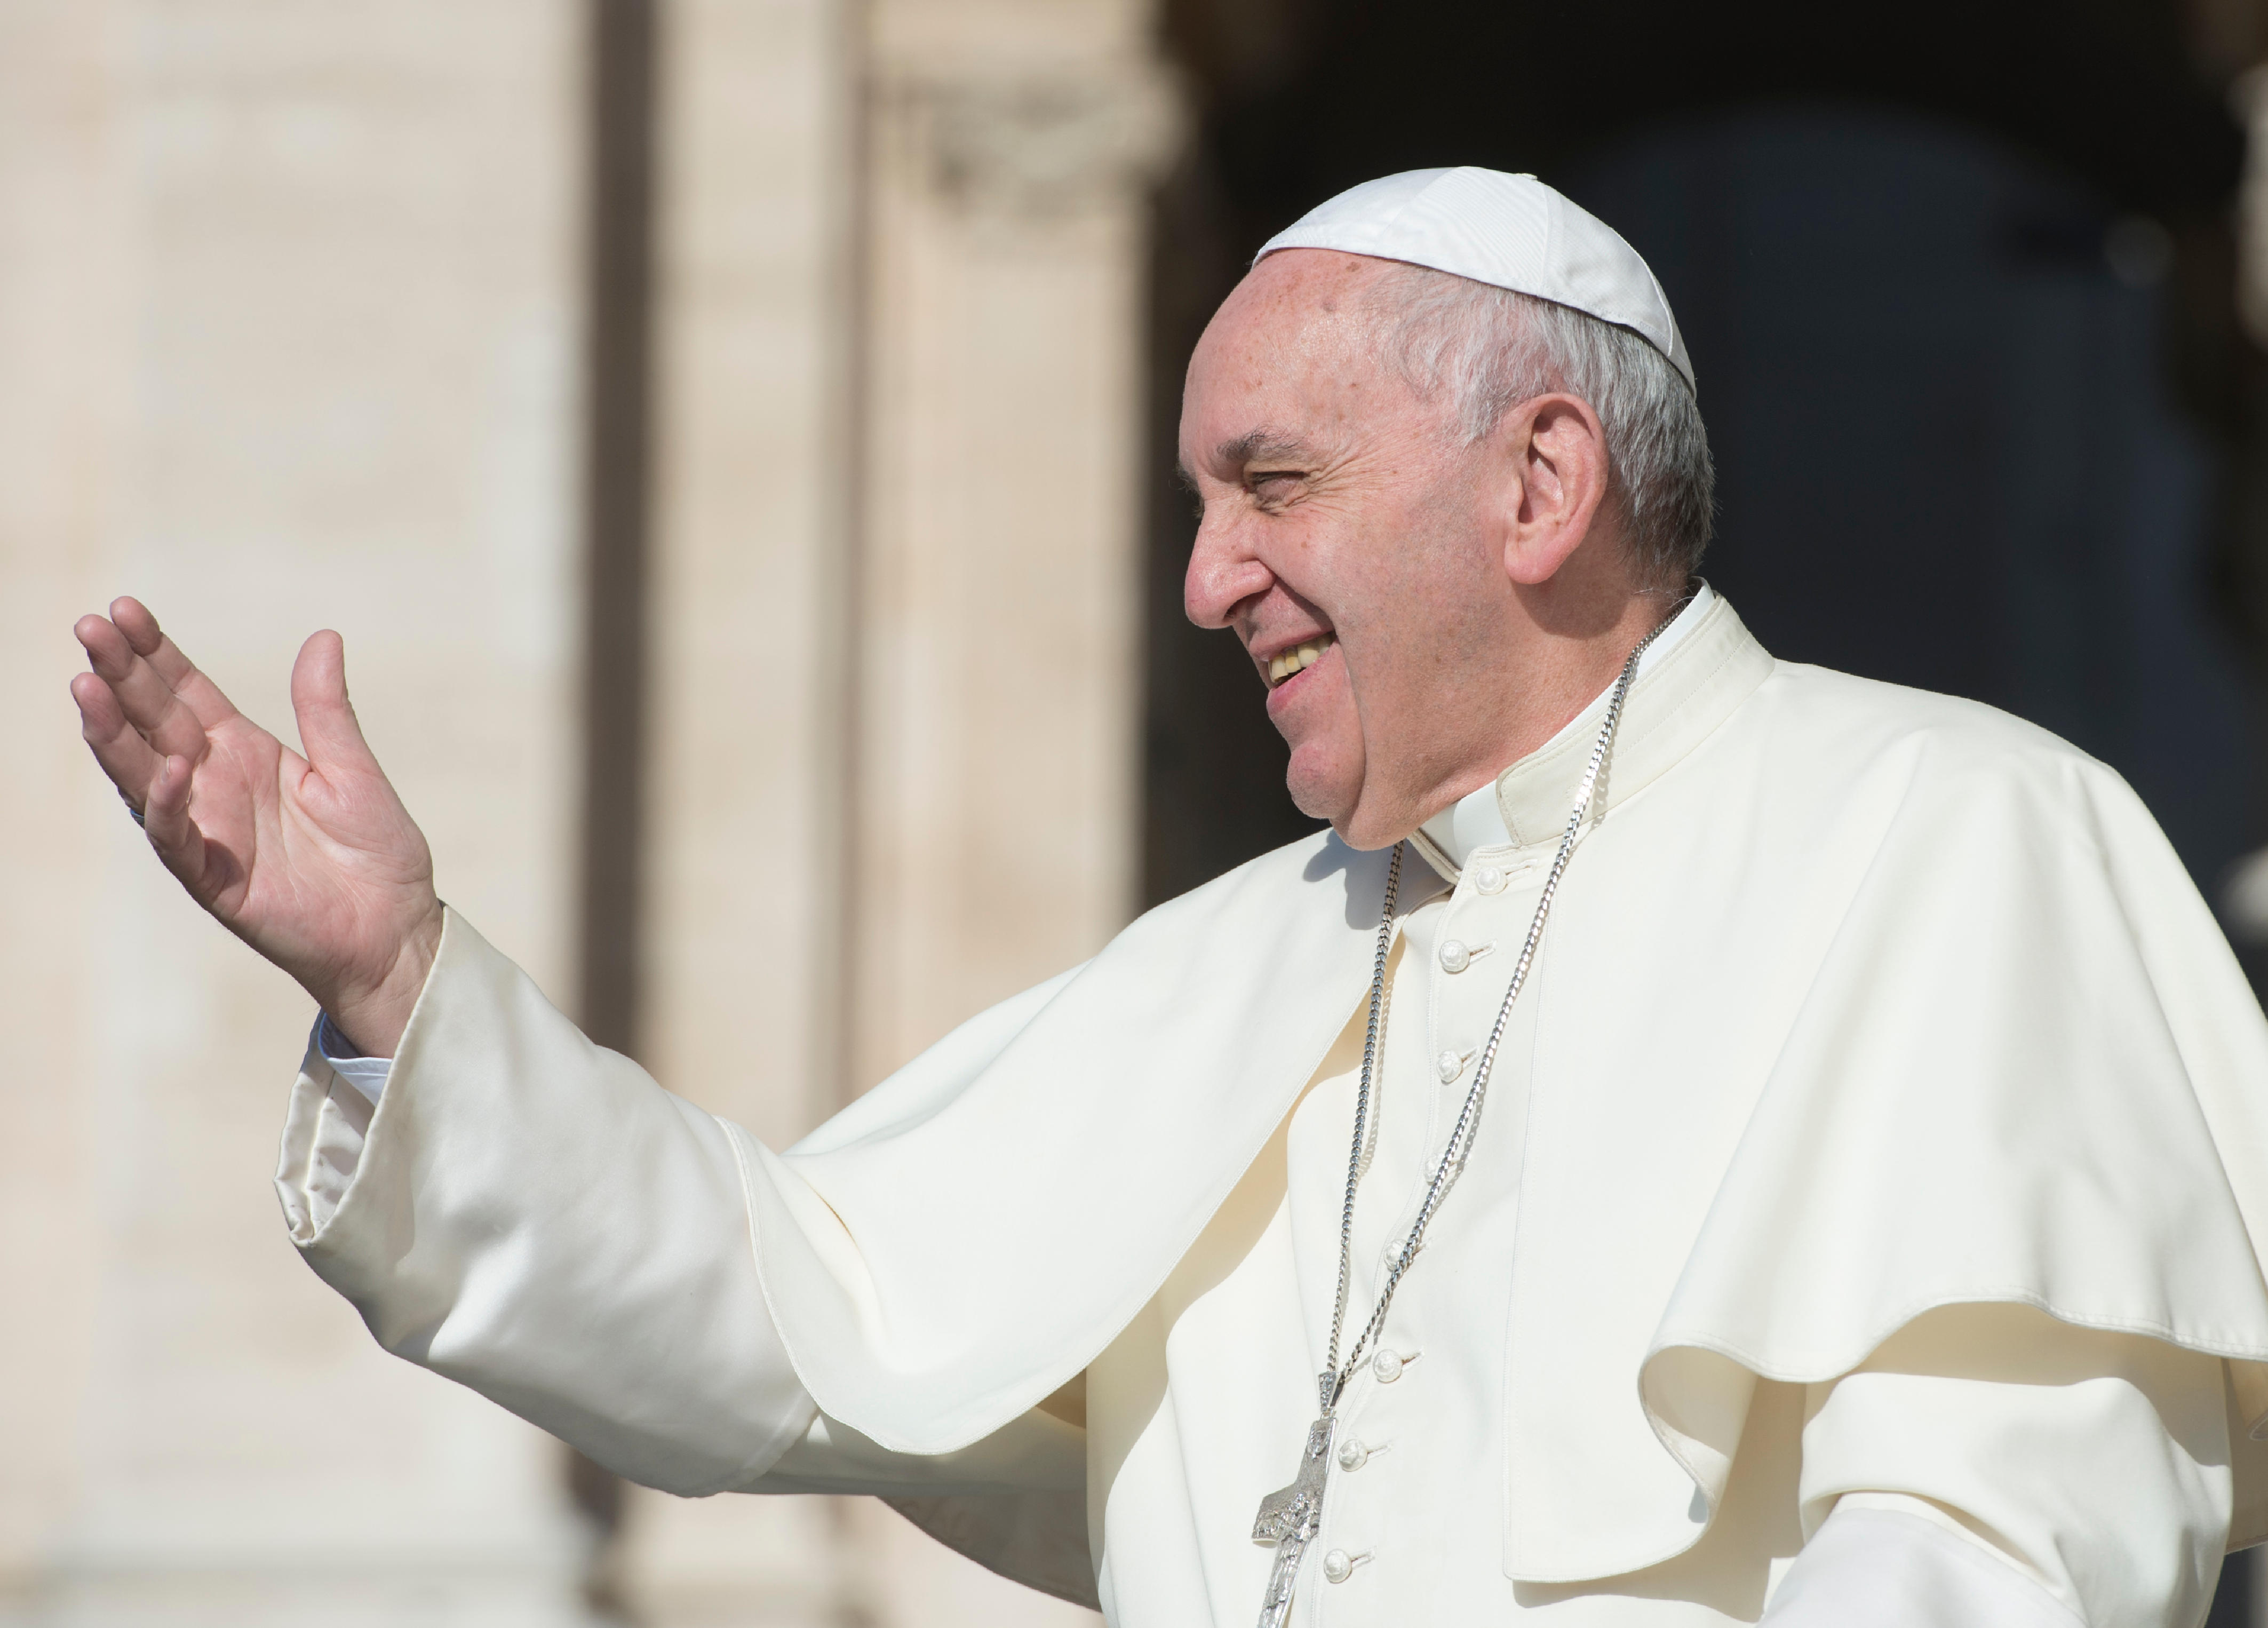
291, 631, 383, 781
140, 752, 212, 897
71, 670, 163, 803
110, 597, 245, 730
75, 612, 211, 762
108, 594, 163, 652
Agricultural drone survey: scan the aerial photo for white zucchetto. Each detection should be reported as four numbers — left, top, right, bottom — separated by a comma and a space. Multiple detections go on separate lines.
1255, 167, 1694, 393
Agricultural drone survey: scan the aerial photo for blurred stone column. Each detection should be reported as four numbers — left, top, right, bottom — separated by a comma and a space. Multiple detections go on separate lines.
850, 0, 1175, 1090
611, 0, 1173, 1623
0, 1, 590, 1623
844, 2, 1175, 1622
607, 0, 863, 1619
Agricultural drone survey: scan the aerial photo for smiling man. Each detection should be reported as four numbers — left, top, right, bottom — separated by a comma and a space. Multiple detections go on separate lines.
71, 169, 2268, 1627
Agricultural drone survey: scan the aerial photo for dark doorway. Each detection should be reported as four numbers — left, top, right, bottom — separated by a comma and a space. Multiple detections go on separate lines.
1566, 101, 2249, 878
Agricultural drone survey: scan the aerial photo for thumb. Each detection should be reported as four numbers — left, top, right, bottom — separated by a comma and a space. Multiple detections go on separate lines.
291, 630, 381, 779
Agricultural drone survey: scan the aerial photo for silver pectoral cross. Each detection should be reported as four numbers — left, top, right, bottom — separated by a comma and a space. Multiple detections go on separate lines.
1250, 1382, 1338, 1628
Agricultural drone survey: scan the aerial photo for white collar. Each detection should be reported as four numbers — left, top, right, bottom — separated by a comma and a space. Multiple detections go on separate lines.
1417, 584, 1717, 873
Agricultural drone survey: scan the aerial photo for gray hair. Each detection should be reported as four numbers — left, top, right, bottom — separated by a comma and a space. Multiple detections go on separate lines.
1368, 263, 1715, 587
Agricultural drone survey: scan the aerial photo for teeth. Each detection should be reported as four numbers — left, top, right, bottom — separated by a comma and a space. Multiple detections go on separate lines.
1268, 635, 1336, 686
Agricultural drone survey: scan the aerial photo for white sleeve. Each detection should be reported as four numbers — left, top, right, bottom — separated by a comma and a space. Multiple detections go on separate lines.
277, 910, 1091, 1536
1761, 1499, 2079, 1626
1761, 1304, 2232, 1628
274, 910, 1089, 1511
274, 930, 816, 1494
277, 910, 1091, 1521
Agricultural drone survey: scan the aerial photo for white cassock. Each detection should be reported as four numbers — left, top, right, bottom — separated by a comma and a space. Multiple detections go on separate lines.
277, 591, 2268, 1626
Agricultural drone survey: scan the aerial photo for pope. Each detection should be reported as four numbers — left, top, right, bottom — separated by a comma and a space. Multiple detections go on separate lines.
70, 169, 2268, 1627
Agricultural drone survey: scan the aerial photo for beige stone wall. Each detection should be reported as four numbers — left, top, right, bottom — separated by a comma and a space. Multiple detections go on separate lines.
0, 1, 589, 1622
0, 0, 1166, 1621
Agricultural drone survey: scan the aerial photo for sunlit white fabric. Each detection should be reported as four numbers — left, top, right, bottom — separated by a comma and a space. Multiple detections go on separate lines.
1761, 1506, 2081, 1627
277, 594, 2268, 1623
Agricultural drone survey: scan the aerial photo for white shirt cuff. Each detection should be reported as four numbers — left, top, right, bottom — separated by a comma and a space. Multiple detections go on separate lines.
314, 1012, 392, 1108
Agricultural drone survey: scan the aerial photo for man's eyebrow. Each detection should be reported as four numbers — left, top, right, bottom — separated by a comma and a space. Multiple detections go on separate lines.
1214, 430, 1311, 472
1177, 430, 1311, 491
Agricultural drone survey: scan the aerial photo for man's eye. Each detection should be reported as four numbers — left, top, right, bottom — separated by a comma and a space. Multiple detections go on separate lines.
1249, 471, 1302, 498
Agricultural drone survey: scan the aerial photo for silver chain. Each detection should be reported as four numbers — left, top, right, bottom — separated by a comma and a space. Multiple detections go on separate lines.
1317, 611, 1676, 1410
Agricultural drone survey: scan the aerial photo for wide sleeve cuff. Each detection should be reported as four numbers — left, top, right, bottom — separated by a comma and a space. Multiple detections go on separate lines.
277, 1022, 379, 1241
272, 907, 817, 1496
1789, 1304, 2231, 1626
1761, 1502, 2080, 1626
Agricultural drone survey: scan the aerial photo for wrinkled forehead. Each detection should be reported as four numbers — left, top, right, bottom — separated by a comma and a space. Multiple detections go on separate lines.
1181, 251, 1422, 460
1203, 249, 1397, 359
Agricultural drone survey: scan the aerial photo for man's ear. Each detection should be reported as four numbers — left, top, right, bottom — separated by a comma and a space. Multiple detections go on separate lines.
1500, 393, 1610, 587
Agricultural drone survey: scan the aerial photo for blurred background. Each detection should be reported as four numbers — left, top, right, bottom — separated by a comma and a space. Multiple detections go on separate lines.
7, 0, 2268, 1623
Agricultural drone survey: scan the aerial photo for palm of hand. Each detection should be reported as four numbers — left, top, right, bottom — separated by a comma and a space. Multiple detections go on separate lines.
73, 598, 443, 1050
195, 709, 435, 997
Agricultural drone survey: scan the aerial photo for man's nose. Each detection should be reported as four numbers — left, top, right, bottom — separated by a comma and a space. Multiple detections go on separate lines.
1184, 517, 1274, 631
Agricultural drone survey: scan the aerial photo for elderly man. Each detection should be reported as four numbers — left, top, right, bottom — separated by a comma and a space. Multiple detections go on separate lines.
71, 169, 2268, 1627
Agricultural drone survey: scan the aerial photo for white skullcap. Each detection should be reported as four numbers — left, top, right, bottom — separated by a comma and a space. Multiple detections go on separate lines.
1255, 167, 1694, 393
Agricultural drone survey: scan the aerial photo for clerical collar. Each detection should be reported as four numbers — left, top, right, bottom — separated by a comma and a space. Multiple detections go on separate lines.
1416, 583, 1720, 876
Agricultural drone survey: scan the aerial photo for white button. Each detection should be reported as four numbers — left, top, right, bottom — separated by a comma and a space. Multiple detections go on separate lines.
1336, 1438, 1368, 1471
1472, 863, 1506, 894
1372, 1348, 1404, 1383
1438, 939, 1470, 973
1322, 1549, 1353, 1584
1435, 1049, 1466, 1083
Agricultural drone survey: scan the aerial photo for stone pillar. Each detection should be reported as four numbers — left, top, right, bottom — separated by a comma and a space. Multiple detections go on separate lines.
613, 0, 1173, 1623
0, 1, 590, 1623
849, 0, 1176, 1091
843, 3, 1176, 1623
611, 0, 863, 1619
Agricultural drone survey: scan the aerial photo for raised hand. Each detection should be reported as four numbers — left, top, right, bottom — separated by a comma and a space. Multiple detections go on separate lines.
71, 597, 443, 1056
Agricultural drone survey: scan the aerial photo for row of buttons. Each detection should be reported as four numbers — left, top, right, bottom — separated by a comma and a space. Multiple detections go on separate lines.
1434, 861, 1528, 1096
1319, 1349, 1410, 1587
1316, 866, 1508, 1597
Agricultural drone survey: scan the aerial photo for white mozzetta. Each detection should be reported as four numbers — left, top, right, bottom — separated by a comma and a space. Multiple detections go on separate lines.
278, 595, 2268, 1622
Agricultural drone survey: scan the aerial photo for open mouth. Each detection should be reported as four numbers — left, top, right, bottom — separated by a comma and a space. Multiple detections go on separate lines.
1267, 633, 1336, 688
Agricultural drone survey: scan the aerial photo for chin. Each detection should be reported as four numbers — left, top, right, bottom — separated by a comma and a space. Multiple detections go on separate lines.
1283, 750, 1359, 832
